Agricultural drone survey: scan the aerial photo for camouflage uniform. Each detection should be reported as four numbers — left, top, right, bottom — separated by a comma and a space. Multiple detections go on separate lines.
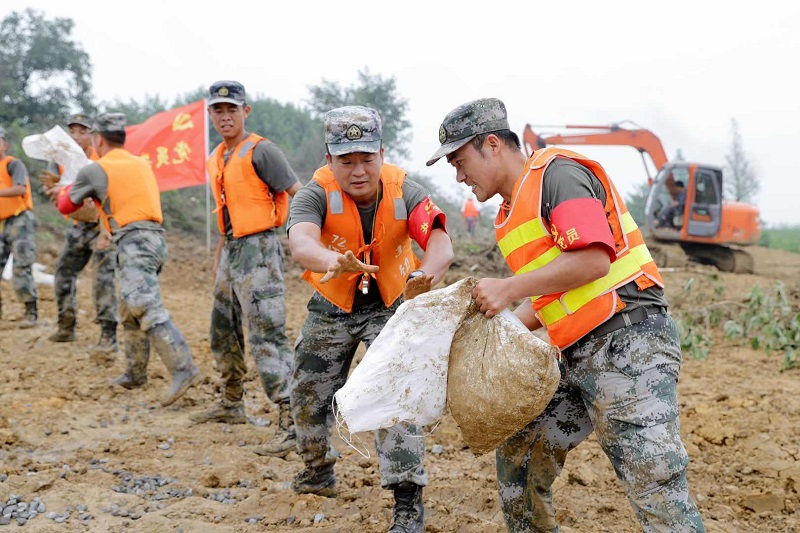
52, 220, 117, 334
209, 230, 293, 407
0, 210, 37, 308
292, 294, 428, 488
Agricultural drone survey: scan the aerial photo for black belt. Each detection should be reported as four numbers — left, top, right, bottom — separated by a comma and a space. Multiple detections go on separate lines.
584, 305, 668, 341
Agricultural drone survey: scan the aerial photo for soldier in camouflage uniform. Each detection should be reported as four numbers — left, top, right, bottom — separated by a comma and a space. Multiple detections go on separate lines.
0, 126, 38, 328
49, 113, 201, 407
189, 81, 302, 457
428, 99, 705, 532
288, 106, 453, 533
44, 114, 118, 355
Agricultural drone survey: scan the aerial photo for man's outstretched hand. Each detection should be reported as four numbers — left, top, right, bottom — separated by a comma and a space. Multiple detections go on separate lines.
403, 274, 434, 301
320, 250, 379, 283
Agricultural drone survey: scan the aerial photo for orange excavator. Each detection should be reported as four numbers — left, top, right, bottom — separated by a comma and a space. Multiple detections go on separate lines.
522, 122, 760, 273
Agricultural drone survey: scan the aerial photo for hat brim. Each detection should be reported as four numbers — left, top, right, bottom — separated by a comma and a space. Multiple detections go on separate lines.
327, 140, 382, 156
425, 135, 475, 166
207, 97, 245, 107
67, 121, 93, 129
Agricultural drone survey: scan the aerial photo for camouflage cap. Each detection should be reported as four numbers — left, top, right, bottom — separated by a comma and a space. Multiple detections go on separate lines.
208, 80, 246, 106
324, 106, 382, 156
94, 113, 127, 133
67, 113, 93, 129
426, 98, 509, 166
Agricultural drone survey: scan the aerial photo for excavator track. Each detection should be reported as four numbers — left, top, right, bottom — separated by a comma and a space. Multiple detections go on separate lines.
679, 243, 755, 274
646, 241, 689, 269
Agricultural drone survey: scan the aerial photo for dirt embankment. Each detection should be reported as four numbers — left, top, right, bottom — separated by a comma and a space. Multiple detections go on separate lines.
1, 235, 799, 532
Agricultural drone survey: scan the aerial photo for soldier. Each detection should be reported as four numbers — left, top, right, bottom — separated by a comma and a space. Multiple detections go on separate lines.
0, 125, 38, 328
428, 98, 705, 532
287, 106, 453, 532
49, 113, 201, 407
43, 113, 118, 355
190, 81, 302, 459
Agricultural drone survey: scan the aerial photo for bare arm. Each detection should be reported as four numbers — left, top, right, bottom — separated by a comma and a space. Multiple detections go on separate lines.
472, 244, 611, 318
0, 185, 27, 198
514, 300, 543, 331
286, 181, 303, 197
416, 228, 453, 286
288, 221, 378, 281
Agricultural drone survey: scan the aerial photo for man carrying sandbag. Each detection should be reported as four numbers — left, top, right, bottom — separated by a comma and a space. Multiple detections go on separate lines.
427, 99, 705, 532
287, 105, 453, 532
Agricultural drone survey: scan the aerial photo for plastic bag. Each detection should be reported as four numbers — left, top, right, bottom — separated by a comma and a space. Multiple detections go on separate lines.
22, 126, 89, 185
334, 278, 477, 435
447, 305, 561, 455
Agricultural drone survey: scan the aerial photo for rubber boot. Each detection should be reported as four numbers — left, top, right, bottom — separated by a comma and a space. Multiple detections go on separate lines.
389, 482, 425, 533
19, 301, 38, 329
149, 320, 201, 407
111, 327, 150, 389
48, 313, 77, 342
291, 463, 336, 497
253, 401, 297, 457
91, 320, 118, 353
189, 399, 246, 425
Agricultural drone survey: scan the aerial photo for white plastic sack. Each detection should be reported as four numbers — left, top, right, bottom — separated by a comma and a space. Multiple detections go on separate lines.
334, 278, 477, 434
22, 126, 89, 185
2, 255, 55, 286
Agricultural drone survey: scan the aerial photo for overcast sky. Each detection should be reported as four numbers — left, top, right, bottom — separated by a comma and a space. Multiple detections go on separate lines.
6, 1, 800, 225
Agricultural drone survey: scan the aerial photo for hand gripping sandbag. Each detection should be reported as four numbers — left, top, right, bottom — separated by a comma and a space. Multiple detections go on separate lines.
334, 278, 478, 436
22, 126, 89, 185
447, 305, 561, 455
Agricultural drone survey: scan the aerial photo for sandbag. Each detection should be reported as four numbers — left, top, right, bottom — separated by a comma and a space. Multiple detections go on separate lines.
447, 303, 561, 455
334, 278, 477, 435
21, 126, 89, 185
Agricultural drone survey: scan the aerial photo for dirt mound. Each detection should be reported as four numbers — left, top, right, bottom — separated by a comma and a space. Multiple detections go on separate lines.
0, 233, 798, 532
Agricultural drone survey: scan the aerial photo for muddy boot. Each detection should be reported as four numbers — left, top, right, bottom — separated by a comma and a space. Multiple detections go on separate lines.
48, 314, 77, 342
149, 320, 202, 407
91, 320, 118, 353
253, 401, 296, 457
190, 400, 246, 425
291, 464, 336, 497
19, 301, 38, 329
389, 482, 424, 533
111, 328, 149, 389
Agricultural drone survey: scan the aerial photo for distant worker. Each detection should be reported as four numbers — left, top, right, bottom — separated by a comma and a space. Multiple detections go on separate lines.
41, 113, 118, 356
461, 195, 480, 237
50, 113, 201, 407
657, 179, 686, 229
191, 81, 302, 461
428, 98, 705, 532
0, 126, 38, 328
288, 106, 453, 532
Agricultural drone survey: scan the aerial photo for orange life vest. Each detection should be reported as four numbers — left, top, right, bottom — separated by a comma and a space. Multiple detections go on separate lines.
462, 198, 479, 218
208, 133, 289, 238
302, 164, 421, 313
0, 156, 34, 220
95, 148, 163, 234
495, 147, 663, 350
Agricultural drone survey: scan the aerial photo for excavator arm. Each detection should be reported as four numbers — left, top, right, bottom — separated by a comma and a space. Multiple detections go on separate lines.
522, 123, 670, 183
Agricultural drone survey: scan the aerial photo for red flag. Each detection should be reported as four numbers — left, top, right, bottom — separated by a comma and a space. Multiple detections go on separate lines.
125, 100, 207, 192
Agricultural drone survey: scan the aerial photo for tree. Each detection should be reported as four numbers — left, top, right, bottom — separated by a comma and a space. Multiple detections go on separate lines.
625, 182, 651, 231
0, 9, 93, 128
307, 68, 412, 162
724, 118, 759, 203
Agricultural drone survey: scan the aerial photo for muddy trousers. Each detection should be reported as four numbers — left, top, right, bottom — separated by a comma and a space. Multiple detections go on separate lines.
291, 294, 428, 488
209, 231, 293, 405
0, 211, 37, 304
496, 312, 705, 533
53, 221, 117, 326
116, 229, 195, 379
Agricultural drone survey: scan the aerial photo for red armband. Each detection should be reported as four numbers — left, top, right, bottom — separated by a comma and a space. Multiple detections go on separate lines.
549, 197, 615, 260
408, 197, 447, 251
56, 185, 82, 215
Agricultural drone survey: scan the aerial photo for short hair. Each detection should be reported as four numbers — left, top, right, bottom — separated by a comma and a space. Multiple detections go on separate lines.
100, 130, 125, 146
470, 129, 521, 152
675, 180, 685, 188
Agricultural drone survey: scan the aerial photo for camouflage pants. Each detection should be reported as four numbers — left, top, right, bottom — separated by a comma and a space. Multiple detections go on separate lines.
0, 210, 37, 304
209, 231, 293, 405
496, 312, 705, 533
53, 221, 117, 325
116, 229, 170, 332
291, 293, 428, 488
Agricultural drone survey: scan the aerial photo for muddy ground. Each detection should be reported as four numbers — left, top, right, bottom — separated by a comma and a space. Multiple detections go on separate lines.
1, 234, 799, 532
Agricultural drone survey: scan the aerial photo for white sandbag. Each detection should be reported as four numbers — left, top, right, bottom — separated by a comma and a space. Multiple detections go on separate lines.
22, 126, 89, 185
334, 278, 477, 434
2, 256, 55, 286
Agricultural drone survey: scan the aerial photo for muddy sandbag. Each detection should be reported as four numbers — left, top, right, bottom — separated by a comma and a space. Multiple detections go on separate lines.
447, 305, 561, 455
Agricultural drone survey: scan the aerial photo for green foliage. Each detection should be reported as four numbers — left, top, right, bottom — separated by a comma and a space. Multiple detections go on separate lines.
673, 276, 726, 359
307, 68, 412, 162
759, 225, 800, 253
624, 182, 651, 232
0, 9, 93, 128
